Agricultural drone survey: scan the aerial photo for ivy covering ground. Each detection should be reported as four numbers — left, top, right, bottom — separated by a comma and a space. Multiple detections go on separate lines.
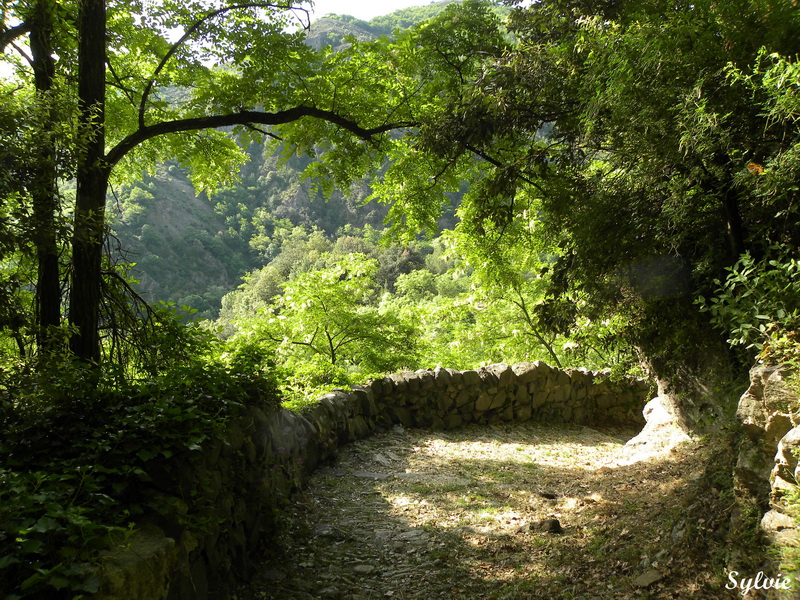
0, 333, 280, 599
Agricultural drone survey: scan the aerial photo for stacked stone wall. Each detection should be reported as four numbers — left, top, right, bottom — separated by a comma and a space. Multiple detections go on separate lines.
733, 363, 800, 549
370, 362, 648, 430
93, 362, 651, 600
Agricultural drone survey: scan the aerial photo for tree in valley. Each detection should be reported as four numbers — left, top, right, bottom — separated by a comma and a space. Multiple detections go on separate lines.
229, 253, 418, 393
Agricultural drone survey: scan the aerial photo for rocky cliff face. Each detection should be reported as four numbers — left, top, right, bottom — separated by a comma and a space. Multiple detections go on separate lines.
733, 364, 800, 548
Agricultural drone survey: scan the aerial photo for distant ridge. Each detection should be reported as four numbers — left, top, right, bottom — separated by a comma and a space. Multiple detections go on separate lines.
305, 0, 457, 49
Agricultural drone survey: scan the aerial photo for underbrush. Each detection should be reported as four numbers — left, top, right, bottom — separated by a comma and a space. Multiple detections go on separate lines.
0, 344, 280, 599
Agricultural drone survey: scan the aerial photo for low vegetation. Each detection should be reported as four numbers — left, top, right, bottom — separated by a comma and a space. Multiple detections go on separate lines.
0, 321, 279, 599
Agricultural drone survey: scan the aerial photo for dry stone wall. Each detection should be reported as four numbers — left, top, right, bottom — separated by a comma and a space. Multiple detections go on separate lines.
368, 361, 649, 430
93, 361, 651, 600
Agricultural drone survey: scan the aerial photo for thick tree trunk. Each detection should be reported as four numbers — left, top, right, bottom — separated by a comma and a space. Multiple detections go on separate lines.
69, 0, 107, 363
30, 0, 62, 352
634, 297, 742, 433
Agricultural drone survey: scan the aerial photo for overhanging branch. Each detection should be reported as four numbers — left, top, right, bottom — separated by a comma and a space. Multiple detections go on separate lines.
464, 142, 542, 192
106, 106, 416, 168
1, 22, 31, 53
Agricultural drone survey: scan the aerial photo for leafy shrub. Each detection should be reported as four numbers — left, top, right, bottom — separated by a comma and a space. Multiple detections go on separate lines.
699, 247, 800, 358
0, 341, 280, 599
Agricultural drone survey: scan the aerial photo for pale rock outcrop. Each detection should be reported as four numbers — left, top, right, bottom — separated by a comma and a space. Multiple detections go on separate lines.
733, 364, 800, 548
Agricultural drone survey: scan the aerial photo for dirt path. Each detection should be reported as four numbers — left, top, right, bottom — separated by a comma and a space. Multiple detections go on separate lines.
233, 422, 744, 600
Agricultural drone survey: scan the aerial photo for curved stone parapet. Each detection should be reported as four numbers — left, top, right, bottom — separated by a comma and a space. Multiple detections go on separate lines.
367, 362, 649, 431
92, 362, 652, 600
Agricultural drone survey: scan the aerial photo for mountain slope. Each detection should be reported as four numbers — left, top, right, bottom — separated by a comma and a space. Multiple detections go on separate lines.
109, 2, 462, 318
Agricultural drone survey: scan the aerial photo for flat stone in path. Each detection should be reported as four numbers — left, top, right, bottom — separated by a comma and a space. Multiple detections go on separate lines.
352, 564, 376, 576
352, 471, 391, 480
632, 569, 663, 588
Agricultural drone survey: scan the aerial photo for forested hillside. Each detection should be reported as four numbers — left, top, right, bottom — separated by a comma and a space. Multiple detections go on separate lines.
108, 146, 403, 318
305, 2, 464, 49
109, 2, 462, 318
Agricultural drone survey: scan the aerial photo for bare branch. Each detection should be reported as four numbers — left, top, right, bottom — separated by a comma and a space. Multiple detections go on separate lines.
10, 40, 32, 67
243, 123, 283, 141
102, 268, 157, 319
509, 291, 562, 368
106, 61, 138, 107
463, 142, 542, 191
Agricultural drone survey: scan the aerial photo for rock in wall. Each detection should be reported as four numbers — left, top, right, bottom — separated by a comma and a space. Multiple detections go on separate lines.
733, 363, 800, 547
92, 362, 651, 600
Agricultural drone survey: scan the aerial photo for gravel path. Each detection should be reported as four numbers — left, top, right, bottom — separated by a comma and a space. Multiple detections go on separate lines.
233, 422, 747, 600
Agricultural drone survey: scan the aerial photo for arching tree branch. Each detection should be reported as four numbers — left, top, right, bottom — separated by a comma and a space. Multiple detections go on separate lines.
106, 105, 416, 167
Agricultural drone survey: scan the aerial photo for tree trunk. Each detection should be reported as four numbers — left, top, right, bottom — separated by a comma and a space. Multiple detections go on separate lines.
634, 297, 741, 433
512, 290, 563, 368
69, 0, 107, 363
722, 183, 747, 259
29, 0, 62, 353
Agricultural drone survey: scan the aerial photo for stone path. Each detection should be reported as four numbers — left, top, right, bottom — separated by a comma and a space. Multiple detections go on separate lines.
233, 422, 748, 600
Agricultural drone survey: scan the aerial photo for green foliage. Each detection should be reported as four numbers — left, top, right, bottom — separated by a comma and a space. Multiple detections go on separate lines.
225, 253, 420, 400
0, 467, 109, 598
297, 0, 800, 400
107, 141, 438, 318
700, 249, 800, 353
0, 327, 280, 599
394, 269, 438, 301
699, 247, 800, 396
215, 220, 640, 403
8, 0, 475, 364
6, 3, 800, 593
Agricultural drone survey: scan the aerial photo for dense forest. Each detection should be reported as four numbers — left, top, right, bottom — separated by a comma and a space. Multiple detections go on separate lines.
1, 0, 799, 597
